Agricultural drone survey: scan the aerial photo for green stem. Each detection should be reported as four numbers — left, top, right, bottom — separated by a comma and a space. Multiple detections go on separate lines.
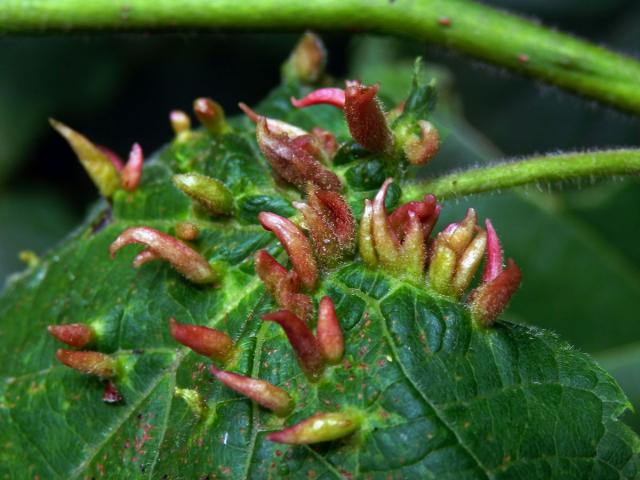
402, 150, 640, 201
2, 1, 640, 114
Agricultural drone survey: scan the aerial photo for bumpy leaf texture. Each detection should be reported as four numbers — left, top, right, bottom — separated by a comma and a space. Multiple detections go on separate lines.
0, 73, 638, 480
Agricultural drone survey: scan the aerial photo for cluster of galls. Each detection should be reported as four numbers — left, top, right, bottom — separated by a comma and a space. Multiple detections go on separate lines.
360, 179, 522, 325
46, 33, 521, 446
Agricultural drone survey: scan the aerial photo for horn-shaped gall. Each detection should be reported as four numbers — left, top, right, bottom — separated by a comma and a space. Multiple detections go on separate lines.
253, 117, 342, 192
168, 318, 233, 362
428, 209, 487, 298
482, 219, 503, 283
388, 193, 440, 239
262, 310, 325, 381
170, 110, 192, 141
470, 259, 522, 327
395, 119, 440, 166
267, 411, 362, 444
258, 212, 318, 290
109, 226, 217, 284
49, 119, 121, 197
175, 221, 200, 241
55, 349, 116, 378
359, 200, 377, 267
172, 173, 234, 216
48, 323, 95, 348
359, 179, 440, 283
255, 250, 313, 322
209, 365, 293, 417
239, 103, 308, 138
282, 31, 327, 84
240, 102, 336, 166
469, 220, 522, 327
293, 188, 355, 268
193, 97, 230, 135
121, 143, 144, 192
317, 296, 344, 364
292, 80, 394, 154
345, 80, 394, 154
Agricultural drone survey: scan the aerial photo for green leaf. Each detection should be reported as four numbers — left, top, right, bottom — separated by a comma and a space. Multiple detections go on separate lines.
1, 71, 638, 479
597, 343, 640, 433
351, 40, 640, 430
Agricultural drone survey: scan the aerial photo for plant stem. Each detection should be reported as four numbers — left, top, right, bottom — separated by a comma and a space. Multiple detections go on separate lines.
402, 150, 640, 201
2, 1, 640, 114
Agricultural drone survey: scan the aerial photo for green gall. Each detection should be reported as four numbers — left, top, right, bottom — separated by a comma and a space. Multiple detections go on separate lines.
49, 119, 121, 197
172, 173, 234, 216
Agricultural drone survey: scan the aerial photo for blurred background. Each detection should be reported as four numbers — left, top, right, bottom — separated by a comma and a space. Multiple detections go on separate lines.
1, 0, 639, 429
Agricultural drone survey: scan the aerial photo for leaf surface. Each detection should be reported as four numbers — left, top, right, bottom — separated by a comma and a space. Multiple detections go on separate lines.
0, 78, 638, 480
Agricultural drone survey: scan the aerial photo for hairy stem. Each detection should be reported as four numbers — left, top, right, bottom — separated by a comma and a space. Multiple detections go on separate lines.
2, 0, 640, 114
402, 150, 640, 201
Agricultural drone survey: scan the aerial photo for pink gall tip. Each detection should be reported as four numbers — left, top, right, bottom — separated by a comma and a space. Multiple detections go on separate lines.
170, 110, 191, 135
262, 310, 325, 381
55, 349, 116, 378
470, 259, 522, 327
258, 212, 318, 290
193, 97, 229, 135
240, 102, 308, 139
255, 250, 298, 290
317, 296, 344, 364
169, 318, 233, 361
290, 88, 346, 109
109, 226, 217, 284
254, 250, 313, 322
255, 118, 342, 192
47, 323, 95, 348
388, 193, 440, 239
238, 102, 261, 123
483, 219, 504, 283
121, 143, 144, 192
209, 365, 293, 417
267, 411, 361, 444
